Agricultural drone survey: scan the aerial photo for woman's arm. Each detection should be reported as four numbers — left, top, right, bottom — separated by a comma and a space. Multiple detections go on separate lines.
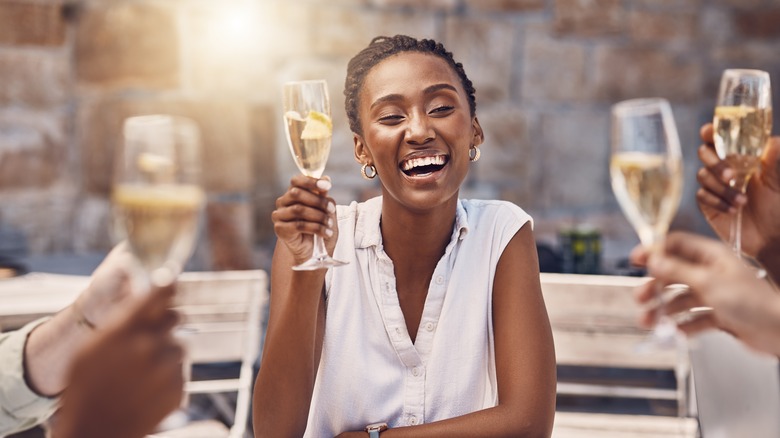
338, 223, 557, 437
25, 244, 133, 396
253, 175, 337, 437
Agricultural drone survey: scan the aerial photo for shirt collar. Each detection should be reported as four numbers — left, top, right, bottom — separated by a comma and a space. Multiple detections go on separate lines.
355, 196, 470, 249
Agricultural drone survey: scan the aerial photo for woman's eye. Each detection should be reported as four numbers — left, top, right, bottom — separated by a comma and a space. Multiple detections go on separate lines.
430, 106, 454, 115
378, 115, 404, 124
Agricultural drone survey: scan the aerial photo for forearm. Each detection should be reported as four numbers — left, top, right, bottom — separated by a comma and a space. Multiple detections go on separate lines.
253, 246, 327, 437
0, 319, 60, 434
24, 298, 95, 396
356, 404, 552, 438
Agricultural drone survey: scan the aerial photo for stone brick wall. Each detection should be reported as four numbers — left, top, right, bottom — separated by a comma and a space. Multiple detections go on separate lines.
1, 0, 779, 271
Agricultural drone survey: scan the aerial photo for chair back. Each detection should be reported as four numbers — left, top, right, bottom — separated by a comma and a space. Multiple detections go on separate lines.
541, 273, 691, 417
175, 269, 268, 438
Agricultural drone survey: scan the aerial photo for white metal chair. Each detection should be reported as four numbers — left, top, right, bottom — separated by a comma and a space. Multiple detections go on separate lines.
541, 273, 692, 418
152, 269, 268, 438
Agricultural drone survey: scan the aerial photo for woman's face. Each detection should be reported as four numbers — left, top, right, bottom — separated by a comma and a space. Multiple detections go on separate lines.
354, 52, 483, 213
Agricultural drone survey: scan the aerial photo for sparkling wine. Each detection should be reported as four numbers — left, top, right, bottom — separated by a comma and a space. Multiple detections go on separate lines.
714, 106, 772, 189
284, 110, 332, 178
610, 151, 683, 245
113, 184, 204, 274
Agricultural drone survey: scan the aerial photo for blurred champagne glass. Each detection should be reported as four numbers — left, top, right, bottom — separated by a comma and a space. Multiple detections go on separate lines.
282, 79, 347, 271
610, 98, 684, 349
112, 115, 205, 292
713, 69, 772, 258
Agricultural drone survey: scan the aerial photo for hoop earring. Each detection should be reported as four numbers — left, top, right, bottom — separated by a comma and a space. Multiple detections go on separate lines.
468, 146, 481, 162
361, 163, 377, 180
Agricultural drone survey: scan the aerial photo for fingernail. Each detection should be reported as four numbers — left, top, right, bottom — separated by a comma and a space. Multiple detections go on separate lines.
735, 194, 748, 205
325, 228, 334, 237
327, 218, 333, 228
327, 202, 336, 213
722, 169, 734, 181
316, 179, 332, 191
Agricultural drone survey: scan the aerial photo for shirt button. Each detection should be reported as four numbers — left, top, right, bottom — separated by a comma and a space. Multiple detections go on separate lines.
435, 276, 444, 285
411, 367, 420, 376
408, 415, 418, 425
425, 322, 435, 332
395, 327, 402, 335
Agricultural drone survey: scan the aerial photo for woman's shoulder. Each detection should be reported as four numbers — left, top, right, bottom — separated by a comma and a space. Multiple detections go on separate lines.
335, 196, 382, 243
460, 199, 533, 228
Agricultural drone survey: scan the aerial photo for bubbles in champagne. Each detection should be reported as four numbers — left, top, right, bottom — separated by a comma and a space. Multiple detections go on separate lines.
610, 152, 682, 246
112, 184, 204, 274
714, 106, 772, 190
284, 111, 332, 178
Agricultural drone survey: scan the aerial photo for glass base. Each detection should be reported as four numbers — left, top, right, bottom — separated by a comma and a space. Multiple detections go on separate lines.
635, 317, 678, 354
292, 256, 348, 271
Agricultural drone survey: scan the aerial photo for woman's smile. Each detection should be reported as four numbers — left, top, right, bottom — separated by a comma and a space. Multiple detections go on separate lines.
399, 151, 450, 180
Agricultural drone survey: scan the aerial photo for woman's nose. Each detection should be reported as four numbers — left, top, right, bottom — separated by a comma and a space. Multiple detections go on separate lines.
405, 113, 435, 145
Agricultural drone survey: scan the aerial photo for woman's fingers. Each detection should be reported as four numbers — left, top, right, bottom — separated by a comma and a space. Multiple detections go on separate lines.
699, 144, 745, 192
675, 311, 718, 337
276, 185, 333, 211
273, 202, 332, 226
629, 245, 649, 268
700, 123, 713, 143
661, 287, 706, 316
273, 174, 335, 240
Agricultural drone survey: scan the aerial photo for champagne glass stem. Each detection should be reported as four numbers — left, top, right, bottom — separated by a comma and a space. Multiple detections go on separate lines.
637, 236, 678, 352
292, 234, 344, 272
732, 204, 744, 259
311, 235, 330, 264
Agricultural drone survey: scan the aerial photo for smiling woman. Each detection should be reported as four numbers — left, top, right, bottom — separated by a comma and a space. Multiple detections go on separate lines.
253, 35, 556, 438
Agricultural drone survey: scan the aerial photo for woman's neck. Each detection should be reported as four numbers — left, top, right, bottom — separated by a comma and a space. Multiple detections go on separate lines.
379, 196, 458, 267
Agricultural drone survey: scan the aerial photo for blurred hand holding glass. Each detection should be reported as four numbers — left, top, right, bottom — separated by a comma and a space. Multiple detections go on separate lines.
112, 115, 205, 292
713, 69, 772, 257
282, 79, 347, 271
610, 98, 683, 348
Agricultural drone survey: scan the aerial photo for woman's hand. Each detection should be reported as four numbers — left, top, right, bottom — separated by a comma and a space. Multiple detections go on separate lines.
696, 123, 780, 260
74, 243, 135, 328
55, 283, 183, 438
633, 232, 780, 356
272, 175, 338, 266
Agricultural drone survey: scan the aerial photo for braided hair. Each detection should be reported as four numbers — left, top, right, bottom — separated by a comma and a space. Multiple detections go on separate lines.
344, 35, 477, 136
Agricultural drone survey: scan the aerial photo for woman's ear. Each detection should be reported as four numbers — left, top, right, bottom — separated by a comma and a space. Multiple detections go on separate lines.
354, 133, 370, 164
472, 117, 484, 147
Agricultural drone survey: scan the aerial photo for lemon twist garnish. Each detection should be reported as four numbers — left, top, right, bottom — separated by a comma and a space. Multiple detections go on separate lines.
300, 110, 332, 140
715, 106, 754, 118
137, 152, 174, 174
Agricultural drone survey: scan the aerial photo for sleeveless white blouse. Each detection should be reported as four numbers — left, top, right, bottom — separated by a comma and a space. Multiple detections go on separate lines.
304, 196, 532, 436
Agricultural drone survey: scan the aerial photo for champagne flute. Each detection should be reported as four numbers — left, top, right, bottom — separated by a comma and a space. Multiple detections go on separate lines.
713, 69, 772, 258
610, 98, 684, 348
112, 115, 206, 292
282, 79, 347, 271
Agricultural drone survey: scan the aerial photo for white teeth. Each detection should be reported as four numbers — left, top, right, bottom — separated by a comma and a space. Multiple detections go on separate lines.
401, 155, 446, 171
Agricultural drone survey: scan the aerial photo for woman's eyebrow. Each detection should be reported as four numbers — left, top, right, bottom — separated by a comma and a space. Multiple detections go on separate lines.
423, 83, 458, 95
369, 93, 404, 110
369, 84, 459, 110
